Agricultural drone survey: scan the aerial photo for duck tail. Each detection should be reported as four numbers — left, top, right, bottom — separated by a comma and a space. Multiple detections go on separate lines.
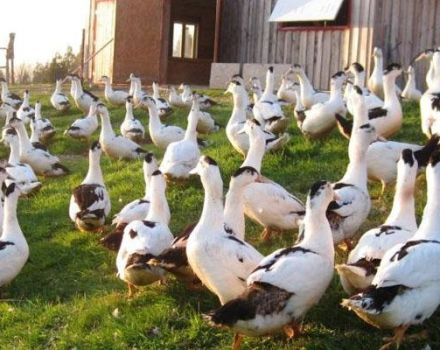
100, 223, 126, 251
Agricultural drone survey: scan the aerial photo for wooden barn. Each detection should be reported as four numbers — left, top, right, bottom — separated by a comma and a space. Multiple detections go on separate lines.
85, 0, 440, 89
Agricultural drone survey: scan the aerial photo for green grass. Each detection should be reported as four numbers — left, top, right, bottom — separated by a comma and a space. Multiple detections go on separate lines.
0, 85, 439, 350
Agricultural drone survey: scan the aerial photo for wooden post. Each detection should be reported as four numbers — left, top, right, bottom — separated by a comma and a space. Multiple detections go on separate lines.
213, 0, 223, 62
80, 28, 86, 77
6, 33, 15, 84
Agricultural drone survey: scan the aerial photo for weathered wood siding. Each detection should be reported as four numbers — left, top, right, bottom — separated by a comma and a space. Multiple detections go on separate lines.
220, 0, 422, 89
372, 0, 440, 88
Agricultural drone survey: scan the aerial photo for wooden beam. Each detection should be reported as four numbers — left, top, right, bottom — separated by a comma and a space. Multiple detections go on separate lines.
213, 0, 223, 62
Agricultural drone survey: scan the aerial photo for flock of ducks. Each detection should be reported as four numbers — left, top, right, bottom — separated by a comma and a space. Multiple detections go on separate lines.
1, 46, 440, 350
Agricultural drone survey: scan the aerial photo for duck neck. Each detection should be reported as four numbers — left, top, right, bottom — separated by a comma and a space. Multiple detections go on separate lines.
354, 71, 366, 87
70, 79, 76, 97
14, 123, 32, 152
415, 188, 440, 240
301, 202, 334, 258
83, 152, 104, 185
8, 138, 21, 164
125, 102, 134, 121
198, 178, 224, 233
297, 71, 314, 94
224, 181, 246, 238
35, 103, 42, 120
30, 126, 40, 143
230, 91, 248, 123
146, 179, 169, 224
329, 84, 343, 100
242, 133, 265, 172
373, 55, 383, 75
1, 194, 24, 244
55, 81, 62, 93
128, 80, 135, 95
99, 110, 115, 138
383, 75, 399, 106
104, 80, 113, 95
385, 179, 416, 230
152, 84, 160, 99
264, 72, 274, 96
407, 73, 416, 90
147, 105, 163, 131
22, 93, 30, 107
1, 82, 9, 97
341, 140, 368, 191
184, 110, 198, 141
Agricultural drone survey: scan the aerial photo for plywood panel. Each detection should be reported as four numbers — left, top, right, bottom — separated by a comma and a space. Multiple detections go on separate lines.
93, 0, 115, 81
321, 31, 332, 89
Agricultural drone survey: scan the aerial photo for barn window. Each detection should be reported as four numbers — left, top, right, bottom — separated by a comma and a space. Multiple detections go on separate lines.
172, 22, 198, 59
269, 0, 350, 31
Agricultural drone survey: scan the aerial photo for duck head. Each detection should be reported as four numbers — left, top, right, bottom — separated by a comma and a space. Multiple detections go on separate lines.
1, 127, 17, 146
138, 95, 156, 109
225, 79, 244, 95
4, 182, 21, 199
372, 47, 383, 58
7, 114, 23, 129
230, 166, 260, 189
383, 63, 402, 80
307, 180, 337, 211
190, 156, 223, 197
396, 149, 418, 195
351, 123, 377, 156
90, 140, 102, 157
96, 102, 108, 115
143, 152, 158, 177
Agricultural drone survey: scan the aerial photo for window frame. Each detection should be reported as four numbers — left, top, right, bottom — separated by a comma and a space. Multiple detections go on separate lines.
277, 0, 351, 32
171, 21, 199, 59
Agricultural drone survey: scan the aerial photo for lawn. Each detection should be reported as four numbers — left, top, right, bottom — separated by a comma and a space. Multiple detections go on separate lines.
0, 84, 438, 350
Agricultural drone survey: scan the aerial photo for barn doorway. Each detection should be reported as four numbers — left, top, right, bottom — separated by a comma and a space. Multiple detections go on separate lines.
166, 0, 217, 85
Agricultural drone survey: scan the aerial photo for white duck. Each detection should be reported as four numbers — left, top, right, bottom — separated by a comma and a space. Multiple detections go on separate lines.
342, 150, 440, 350
138, 96, 184, 149
65, 98, 99, 140
152, 81, 173, 117
401, 65, 422, 102
33, 101, 55, 141
338, 65, 404, 139
412, 48, 437, 89
101, 75, 129, 105
225, 79, 289, 156
97, 103, 147, 160
101, 153, 164, 251
240, 119, 305, 240
16, 90, 34, 124
128, 74, 148, 106
327, 99, 374, 248
120, 96, 145, 142
180, 83, 217, 109
50, 79, 71, 112
69, 141, 110, 232
1, 127, 41, 195
420, 50, 440, 137
29, 120, 48, 152
206, 180, 336, 350
117, 169, 173, 297
0, 100, 15, 120
168, 86, 188, 107
295, 71, 347, 139
366, 136, 439, 195
0, 183, 29, 288
186, 156, 263, 304
159, 98, 201, 180
277, 76, 299, 104
345, 62, 383, 114
252, 67, 289, 133
289, 64, 329, 109
8, 116, 69, 176
337, 149, 419, 295
0, 78, 22, 109
67, 74, 99, 113
368, 47, 402, 99
148, 165, 261, 288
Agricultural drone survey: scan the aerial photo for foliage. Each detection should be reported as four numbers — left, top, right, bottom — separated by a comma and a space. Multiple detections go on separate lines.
32, 47, 80, 83
0, 85, 438, 350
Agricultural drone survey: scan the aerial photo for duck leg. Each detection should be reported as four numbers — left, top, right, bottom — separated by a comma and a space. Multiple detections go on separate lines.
232, 333, 243, 350
127, 283, 138, 298
283, 321, 303, 339
379, 325, 409, 350
261, 227, 272, 241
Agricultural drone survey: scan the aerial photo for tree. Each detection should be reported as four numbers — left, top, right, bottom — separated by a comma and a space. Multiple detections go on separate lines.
16, 63, 32, 84
32, 46, 81, 83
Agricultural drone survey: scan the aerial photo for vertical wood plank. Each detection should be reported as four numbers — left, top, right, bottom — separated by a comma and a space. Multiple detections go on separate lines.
306, 31, 316, 83
320, 31, 332, 89
261, 0, 271, 63
299, 31, 308, 67
313, 31, 323, 88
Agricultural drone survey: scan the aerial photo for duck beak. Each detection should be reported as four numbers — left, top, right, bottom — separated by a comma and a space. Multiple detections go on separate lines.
255, 174, 265, 183
189, 167, 198, 175
333, 192, 341, 201
126, 78, 131, 82
6, 175, 15, 181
